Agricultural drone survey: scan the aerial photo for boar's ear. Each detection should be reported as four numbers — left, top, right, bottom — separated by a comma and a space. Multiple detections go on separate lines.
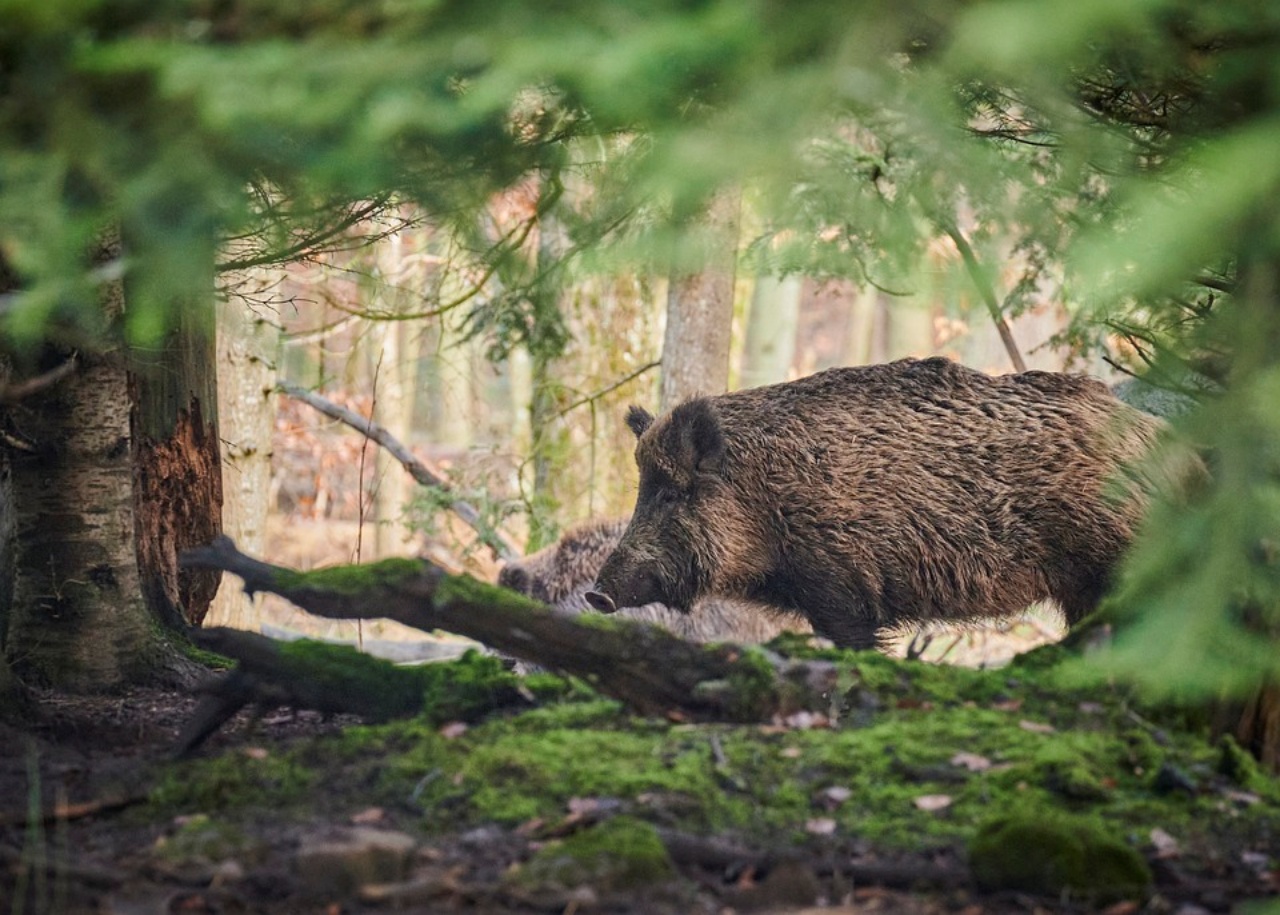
671, 399, 726, 477
625, 405, 655, 439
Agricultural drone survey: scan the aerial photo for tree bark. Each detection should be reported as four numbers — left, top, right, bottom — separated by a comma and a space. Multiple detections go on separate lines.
369, 317, 414, 559
5, 347, 158, 689
740, 274, 801, 388
660, 190, 741, 411
130, 299, 223, 629
206, 288, 278, 628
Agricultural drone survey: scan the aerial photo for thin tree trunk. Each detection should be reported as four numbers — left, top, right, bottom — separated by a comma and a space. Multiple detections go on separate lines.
525, 199, 570, 551
426, 315, 473, 449
740, 274, 801, 388
206, 287, 278, 628
885, 299, 935, 360
660, 190, 741, 411
844, 283, 879, 366
370, 320, 414, 559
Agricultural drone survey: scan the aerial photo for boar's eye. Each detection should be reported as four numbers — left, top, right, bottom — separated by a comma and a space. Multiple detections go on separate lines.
638, 470, 682, 506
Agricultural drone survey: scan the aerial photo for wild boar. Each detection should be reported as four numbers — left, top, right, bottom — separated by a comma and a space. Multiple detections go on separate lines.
587, 357, 1171, 649
498, 518, 808, 643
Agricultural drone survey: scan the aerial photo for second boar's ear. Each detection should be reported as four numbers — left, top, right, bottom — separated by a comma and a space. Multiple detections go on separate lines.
672, 399, 726, 477
625, 405, 655, 439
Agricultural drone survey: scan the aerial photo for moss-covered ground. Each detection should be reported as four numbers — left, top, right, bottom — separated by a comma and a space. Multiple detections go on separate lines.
134, 636, 1280, 910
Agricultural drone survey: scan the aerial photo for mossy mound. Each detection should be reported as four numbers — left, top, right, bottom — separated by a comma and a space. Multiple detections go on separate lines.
969, 812, 1152, 903
147, 635, 1280, 905
509, 816, 677, 894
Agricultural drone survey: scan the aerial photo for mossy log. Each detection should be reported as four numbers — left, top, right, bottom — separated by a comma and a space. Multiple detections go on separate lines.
174, 630, 532, 756
181, 536, 839, 725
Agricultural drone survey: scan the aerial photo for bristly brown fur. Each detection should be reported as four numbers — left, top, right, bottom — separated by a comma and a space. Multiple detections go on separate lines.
594, 357, 1183, 650
497, 518, 808, 643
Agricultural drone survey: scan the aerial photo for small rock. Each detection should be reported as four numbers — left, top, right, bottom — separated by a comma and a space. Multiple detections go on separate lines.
1149, 828, 1179, 858
1152, 762, 1197, 796
817, 786, 852, 810
294, 827, 416, 898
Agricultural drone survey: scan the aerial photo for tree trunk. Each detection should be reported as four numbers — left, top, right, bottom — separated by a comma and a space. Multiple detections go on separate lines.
1, 233, 205, 690
660, 191, 741, 411
130, 300, 223, 630
844, 283, 879, 366
740, 274, 801, 388
206, 288, 278, 628
5, 346, 160, 689
370, 318, 415, 559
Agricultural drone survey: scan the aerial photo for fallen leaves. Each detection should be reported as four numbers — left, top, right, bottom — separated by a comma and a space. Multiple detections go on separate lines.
912, 794, 953, 812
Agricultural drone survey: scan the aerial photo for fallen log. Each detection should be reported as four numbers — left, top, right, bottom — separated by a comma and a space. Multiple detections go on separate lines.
174, 629, 533, 757
180, 537, 838, 725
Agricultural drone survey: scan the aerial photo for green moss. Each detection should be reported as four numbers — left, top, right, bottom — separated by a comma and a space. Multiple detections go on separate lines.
153, 814, 259, 865
435, 571, 548, 612
969, 812, 1152, 903
141, 644, 1280, 875
720, 647, 781, 719
274, 643, 538, 724
1218, 734, 1266, 790
509, 816, 676, 893
1033, 743, 1114, 802
273, 557, 427, 595
150, 750, 314, 813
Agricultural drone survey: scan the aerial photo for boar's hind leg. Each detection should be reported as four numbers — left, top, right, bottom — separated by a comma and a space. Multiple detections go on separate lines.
807, 613, 882, 651
1052, 565, 1113, 627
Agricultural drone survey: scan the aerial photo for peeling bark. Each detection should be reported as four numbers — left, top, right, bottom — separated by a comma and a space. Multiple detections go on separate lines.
130, 304, 223, 628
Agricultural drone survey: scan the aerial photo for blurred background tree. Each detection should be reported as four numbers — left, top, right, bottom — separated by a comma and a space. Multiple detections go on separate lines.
1, 0, 1278, 764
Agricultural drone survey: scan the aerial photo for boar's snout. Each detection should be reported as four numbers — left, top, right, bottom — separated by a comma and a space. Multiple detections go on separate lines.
497, 565, 530, 594
588, 564, 673, 615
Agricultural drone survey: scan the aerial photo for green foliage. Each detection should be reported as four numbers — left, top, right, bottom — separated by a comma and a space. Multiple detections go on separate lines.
5, 0, 1280, 700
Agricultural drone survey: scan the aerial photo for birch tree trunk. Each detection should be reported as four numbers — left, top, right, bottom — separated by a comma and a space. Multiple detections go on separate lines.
207, 288, 278, 628
2, 233, 218, 689
660, 191, 741, 410
6, 347, 160, 689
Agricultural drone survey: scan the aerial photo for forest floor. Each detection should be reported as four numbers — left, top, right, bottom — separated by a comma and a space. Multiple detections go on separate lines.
2, 632, 1278, 915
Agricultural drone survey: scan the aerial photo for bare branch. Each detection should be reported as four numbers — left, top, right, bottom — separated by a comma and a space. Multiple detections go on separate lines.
557, 360, 661, 418
279, 382, 520, 562
939, 223, 1027, 373
0, 352, 78, 404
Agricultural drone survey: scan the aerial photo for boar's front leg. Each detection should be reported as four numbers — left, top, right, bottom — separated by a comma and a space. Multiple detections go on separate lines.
809, 616, 882, 651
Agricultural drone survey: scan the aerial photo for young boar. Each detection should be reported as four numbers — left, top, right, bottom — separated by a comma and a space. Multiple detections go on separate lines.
587, 357, 1170, 650
498, 518, 807, 643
